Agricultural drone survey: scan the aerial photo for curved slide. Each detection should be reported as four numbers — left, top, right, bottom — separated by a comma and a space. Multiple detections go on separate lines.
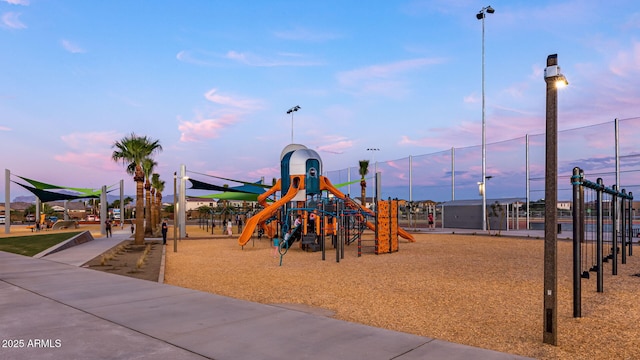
319, 177, 415, 242
238, 181, 300, 246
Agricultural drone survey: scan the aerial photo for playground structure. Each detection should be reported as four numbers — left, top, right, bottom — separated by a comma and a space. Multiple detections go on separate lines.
238, 144, 414, 262
570, 167, 634, 317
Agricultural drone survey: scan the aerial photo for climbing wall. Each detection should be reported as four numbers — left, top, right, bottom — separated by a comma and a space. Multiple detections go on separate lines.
376, 200, 390, 254
375, 199, 399, 254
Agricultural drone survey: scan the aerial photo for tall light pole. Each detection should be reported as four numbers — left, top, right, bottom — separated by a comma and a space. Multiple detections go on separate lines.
287, 105, 300, 143
173, 172, 177, 253
542, 53, 568, 346
477, 5, 494, 231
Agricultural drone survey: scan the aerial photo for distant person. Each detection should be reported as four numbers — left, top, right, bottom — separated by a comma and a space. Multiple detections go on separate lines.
272, 234, 281, 257
428, 213, 434, 230
161, 220, 168, 245
105, 220, 112, 238
237, 218, 243, 233
226, 219, 233, 236
283, 228, 292, 248
294, 215, 302, 228
130, 223, 134, 234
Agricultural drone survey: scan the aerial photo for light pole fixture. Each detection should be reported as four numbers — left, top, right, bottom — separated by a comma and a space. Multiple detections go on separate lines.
287, 105, 301, 143
477, 5, 494, 232
543, 53, 568, 346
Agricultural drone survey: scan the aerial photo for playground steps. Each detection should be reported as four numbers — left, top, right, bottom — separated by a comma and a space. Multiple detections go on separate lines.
301, 234, 321, 252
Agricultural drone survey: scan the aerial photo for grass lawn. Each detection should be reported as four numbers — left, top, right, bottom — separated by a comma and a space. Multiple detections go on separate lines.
0, 232, 82, 257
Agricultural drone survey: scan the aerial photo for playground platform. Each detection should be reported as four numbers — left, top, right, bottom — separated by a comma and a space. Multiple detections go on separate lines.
0, 229, 532, 360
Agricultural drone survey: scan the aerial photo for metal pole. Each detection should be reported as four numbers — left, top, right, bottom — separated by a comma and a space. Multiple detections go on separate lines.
481, 10, 487, 232
100, 185, 107, 236
451, 147, 455, 201
5, 169, 10, 234
596, 178, 604, 293
621, 189, 627, 264
612, 185, 618, 276
173, 172, 177, 253
628, 191, 633, 257
179, 164, 187, 238
571, 167, 582, 318
543, 53, 560, 345
526, 134, 530, 230
120, 179, 124, 229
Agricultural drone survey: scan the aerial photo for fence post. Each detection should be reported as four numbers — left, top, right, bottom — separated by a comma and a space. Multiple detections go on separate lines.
621, 189, 627, 265
571, 167, 582, 317
612, 185, 618, 276
596, 178, 604, 293
629, 191, 633, 257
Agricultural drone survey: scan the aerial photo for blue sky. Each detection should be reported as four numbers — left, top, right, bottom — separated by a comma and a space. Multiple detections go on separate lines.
2, 0, 639, 201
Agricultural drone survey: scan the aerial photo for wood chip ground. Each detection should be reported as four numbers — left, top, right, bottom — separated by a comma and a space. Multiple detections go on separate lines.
164, 228, 640, 360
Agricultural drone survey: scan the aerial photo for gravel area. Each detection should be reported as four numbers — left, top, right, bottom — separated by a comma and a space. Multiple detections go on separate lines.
165, 227, 640, 359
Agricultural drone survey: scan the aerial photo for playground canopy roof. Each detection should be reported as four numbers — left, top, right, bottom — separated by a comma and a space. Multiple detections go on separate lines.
187, 178, 266, 194
12, 175, 106, 202
14, 182, 101, 202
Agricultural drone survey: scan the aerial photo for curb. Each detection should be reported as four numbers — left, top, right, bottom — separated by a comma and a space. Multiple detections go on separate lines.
158, 244, 166, 283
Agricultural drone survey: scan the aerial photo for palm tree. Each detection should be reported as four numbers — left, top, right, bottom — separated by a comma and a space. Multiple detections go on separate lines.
358, 160, 369, 208
141, 158, 157, 236
112, 133, 162, 245
151, 173, 165, 233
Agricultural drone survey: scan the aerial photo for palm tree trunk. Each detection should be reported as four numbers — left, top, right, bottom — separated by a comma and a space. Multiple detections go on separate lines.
156, 192, 162, 225
144, 182, 152, 236
134, 177, 145, 245
150, 188, 157, 234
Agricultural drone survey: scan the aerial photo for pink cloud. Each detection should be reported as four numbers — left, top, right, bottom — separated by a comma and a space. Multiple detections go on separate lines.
178, 114, 238, 142
61, 131, 120, 150
53, 152, 120, 172
315, 138, 353, 154
204, 89, 263, 110
61, 39, 85, 53
336, 58, 445, 97
1, 12, 26, 29
2, 0, 30, 5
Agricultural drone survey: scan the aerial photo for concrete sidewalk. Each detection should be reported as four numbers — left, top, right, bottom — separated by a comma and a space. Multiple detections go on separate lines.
0, 249, 532, 360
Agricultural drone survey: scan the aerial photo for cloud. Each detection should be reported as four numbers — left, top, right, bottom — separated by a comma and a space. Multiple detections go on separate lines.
2, 0, 30, 5
609, 41, 640, 76
55, 131, 123, 172
272, 26, 340, 42
176, 50, 220, 66
315, 137, 353, 154
464, 93, 478, 103
61, 39, 86, 53
177, 49, 323, 67
204, 89, 264, 110
337, 58, 444, 96
178, 114, 239, 142
0, 125, 11, 131
1, 12, 26, 29
53, 152, 120, 172
61, 131, 121, 150
224, 50, 323, 67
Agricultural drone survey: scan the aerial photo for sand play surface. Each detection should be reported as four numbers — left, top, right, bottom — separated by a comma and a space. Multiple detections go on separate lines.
165, 228, 640, 360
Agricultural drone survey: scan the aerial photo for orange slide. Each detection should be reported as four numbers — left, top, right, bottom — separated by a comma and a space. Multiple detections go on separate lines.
238, 180, 300, 246
319, 177, 415, 242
